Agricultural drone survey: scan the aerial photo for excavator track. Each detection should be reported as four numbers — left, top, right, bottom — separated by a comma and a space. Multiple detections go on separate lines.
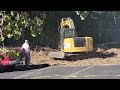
48, 50, 99, 60
65, 51, 98, 60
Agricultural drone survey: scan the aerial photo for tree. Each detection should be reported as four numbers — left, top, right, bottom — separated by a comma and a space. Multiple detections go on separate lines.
0, 11, 46, 44
75, 11, 120, 46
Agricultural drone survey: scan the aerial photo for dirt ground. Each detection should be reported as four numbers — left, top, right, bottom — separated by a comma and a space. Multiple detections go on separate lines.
30, 47, 120, 66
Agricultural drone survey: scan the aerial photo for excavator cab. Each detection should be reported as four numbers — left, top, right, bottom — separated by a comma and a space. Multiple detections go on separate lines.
59, 28, 77, 51
64, 28, 76, 38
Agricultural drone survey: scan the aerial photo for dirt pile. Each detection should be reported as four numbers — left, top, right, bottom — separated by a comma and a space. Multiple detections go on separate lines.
30, 48, 120, 66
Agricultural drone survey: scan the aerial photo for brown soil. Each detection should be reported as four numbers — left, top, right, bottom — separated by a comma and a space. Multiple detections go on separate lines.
30, 47, 120, 66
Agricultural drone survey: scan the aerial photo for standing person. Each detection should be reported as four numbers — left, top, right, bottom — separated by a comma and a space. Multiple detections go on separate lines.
22, 40, 31, 69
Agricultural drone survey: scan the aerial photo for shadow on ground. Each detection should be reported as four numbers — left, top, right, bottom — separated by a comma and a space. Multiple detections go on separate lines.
3, 64, 50, 72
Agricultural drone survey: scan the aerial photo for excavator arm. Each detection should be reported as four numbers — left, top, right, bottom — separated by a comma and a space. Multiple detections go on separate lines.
60, 17, 75, 29
49, 17, 76, 59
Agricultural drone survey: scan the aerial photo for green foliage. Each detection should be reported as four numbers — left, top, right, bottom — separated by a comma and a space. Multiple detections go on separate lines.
8, 50, 21, 59
0, 36, 4, 42
1, 11, 46, 42
75, 11, 89, 20
29, 17, 43, 37
0, 47, 22, 60
0, 47, 7, 54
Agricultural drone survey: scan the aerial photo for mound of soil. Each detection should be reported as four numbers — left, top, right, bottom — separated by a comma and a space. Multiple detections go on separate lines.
30, 47, 120, 66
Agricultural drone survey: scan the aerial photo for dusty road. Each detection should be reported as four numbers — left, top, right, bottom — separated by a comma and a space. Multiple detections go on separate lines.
1, 64, 120, 79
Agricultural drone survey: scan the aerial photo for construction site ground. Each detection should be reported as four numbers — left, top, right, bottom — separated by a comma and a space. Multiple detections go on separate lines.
2, 47, 120, 79
30, 47, 120, 66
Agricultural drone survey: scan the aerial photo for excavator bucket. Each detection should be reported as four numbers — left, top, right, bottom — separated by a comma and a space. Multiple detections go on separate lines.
48, 51, 65, 59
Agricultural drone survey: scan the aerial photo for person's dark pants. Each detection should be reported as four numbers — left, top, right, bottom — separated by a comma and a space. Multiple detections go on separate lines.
24, 53, 30, 68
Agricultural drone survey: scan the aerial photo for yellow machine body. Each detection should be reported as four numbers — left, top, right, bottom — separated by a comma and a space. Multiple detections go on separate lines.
63, 37, 93, 53
48, 17, 93, 59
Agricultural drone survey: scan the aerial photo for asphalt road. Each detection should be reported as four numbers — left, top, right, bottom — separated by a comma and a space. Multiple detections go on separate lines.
1, 64, 120, 79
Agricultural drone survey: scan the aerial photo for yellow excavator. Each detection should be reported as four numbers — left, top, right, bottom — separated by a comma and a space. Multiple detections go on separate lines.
48, 17, 93, 59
